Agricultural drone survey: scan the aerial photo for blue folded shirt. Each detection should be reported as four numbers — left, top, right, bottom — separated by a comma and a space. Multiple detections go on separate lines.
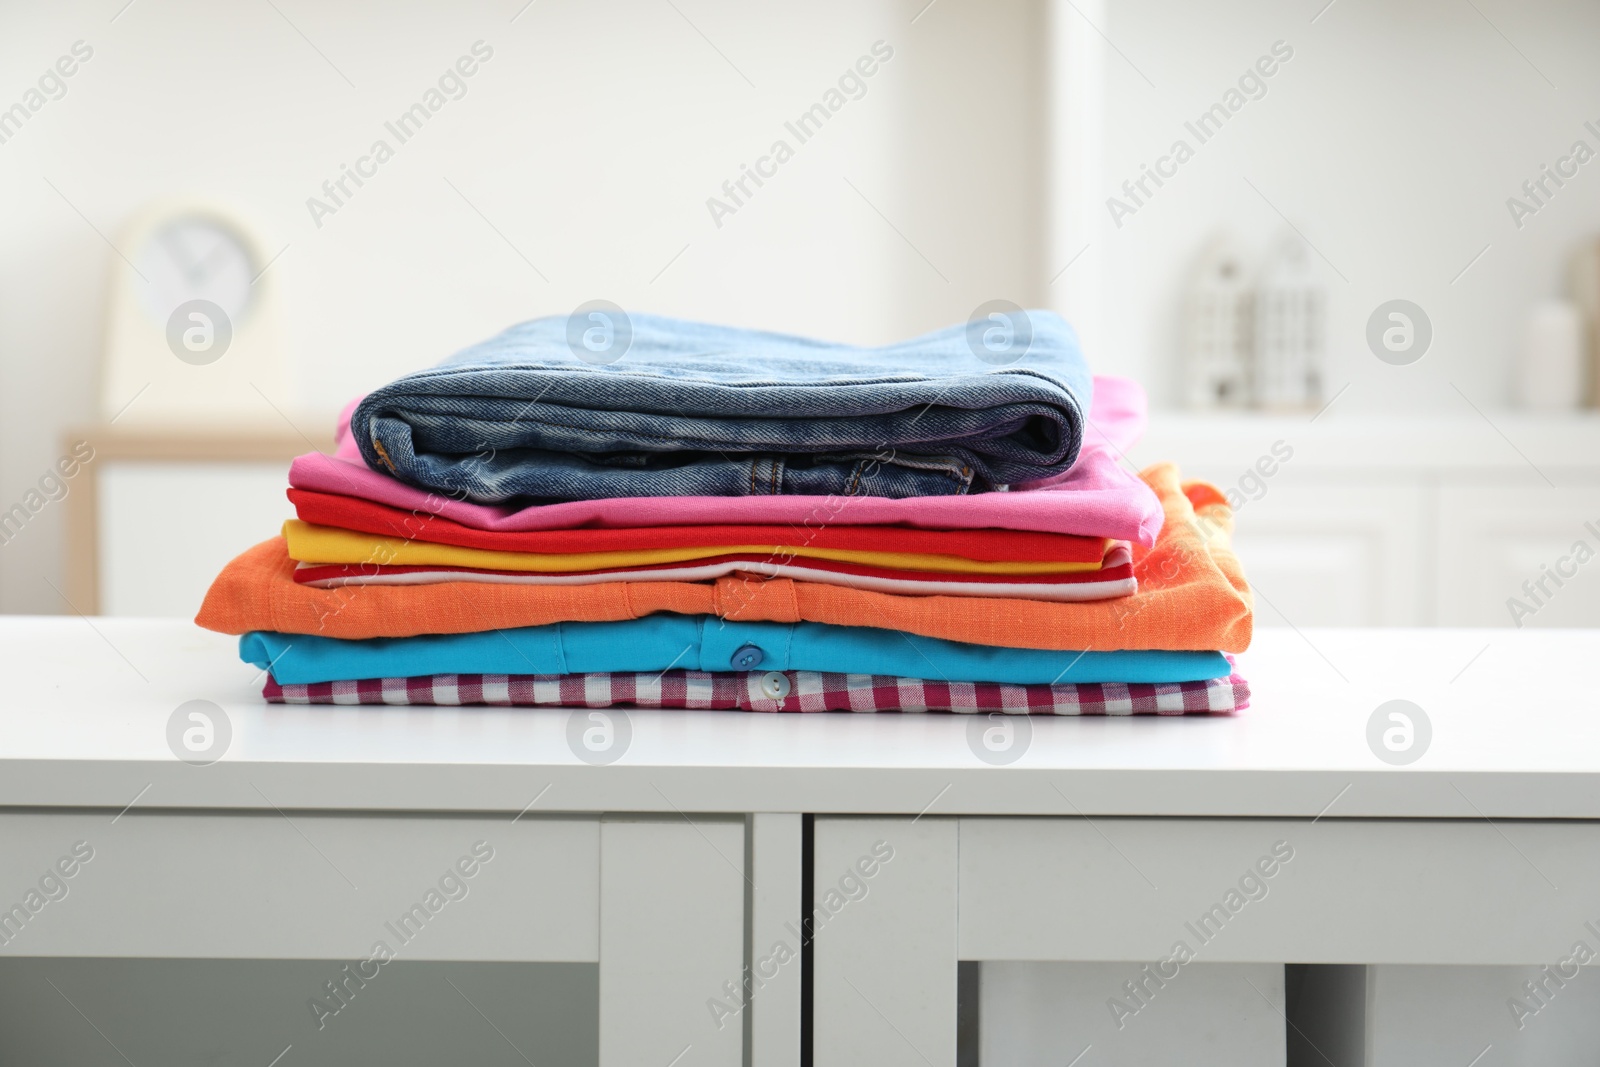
243, 616, 1227, 687
350, 311, 1092, 503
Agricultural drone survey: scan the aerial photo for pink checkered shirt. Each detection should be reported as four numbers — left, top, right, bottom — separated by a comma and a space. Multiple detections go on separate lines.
265, 669, 1249, 715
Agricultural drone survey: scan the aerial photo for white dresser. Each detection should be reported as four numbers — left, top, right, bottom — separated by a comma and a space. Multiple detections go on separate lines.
2, 620, 1598, 1065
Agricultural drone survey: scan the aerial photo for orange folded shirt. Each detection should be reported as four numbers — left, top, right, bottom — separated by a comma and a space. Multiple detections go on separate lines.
194, 464, 1253, 652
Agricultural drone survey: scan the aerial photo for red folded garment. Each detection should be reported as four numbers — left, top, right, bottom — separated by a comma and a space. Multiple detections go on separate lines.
264, 669, 1250, 714
290, 545, 1137, 602
287, 488, 1110, 563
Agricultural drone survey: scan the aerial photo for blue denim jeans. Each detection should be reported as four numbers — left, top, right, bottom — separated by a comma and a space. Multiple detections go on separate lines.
351, 311, 1092, 502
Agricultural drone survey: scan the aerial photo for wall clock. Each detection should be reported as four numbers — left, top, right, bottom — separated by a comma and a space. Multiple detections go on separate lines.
101, 202, 289, 424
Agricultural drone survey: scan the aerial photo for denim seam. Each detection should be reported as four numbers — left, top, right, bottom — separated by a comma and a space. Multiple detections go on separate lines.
387, 413, 797, 453
867, 452, 977, 478
398, 410, 865, 450
845, 461, 864, 497
369, 438, 399, 474
379, 409, 1040, 462
375, 430, 994, 495
384, 366, 1064, 390
847, 454, 972, 494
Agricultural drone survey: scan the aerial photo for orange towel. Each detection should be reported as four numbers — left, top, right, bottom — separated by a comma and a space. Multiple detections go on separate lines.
195, 464, 1253, 652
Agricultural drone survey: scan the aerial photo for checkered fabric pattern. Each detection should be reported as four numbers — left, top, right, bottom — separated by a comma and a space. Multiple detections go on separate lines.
264, 670, 1249, 715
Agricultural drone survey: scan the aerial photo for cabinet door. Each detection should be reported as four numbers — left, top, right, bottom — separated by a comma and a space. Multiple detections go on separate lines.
1435, 482, 1600, 627
959, 818, 1600, 964
813, 818, 957, 1067
1366, 964, 1600, 1067
1227, 482, 1424, 627
99, 461, 294, 616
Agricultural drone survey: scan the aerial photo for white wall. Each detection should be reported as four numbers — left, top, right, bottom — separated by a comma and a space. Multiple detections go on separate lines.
4, 0, 1599, 615
0, 0, 1045, 613
1088, 0, 1600, 411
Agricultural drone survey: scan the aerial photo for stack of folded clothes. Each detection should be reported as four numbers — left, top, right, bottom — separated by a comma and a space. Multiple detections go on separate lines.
196, 312, 1253, 715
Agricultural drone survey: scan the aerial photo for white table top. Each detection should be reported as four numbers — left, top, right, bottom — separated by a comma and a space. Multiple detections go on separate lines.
2, 618, 1596, 818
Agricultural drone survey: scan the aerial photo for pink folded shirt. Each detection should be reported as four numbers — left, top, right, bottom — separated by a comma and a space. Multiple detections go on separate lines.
289, 375, 1164, 545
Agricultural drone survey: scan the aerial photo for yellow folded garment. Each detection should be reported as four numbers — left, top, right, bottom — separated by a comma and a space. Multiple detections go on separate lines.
281, 520, 1106, 576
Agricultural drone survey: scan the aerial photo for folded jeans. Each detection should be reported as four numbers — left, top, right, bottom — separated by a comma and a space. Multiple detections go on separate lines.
293, 374, 1162, 544
350, 311, 1093, 502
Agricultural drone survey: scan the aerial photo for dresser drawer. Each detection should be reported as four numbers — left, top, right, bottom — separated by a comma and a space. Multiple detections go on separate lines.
0, 810, 599, 960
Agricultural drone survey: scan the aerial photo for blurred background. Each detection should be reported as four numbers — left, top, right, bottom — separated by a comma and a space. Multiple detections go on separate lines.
3, 0, 1599, 626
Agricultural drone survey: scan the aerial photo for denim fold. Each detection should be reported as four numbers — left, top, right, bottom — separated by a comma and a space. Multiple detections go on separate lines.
350, 311, 1092, 503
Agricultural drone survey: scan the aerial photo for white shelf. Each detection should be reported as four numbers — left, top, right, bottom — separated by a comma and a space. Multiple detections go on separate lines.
1131, 410, 1600, 473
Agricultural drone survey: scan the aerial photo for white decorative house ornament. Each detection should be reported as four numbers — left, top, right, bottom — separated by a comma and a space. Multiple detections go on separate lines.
1184, 235, 1254, 409
1569, 238, 1600, 406
1515, 298, 1585, 411
1253, 234, 1326, 411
